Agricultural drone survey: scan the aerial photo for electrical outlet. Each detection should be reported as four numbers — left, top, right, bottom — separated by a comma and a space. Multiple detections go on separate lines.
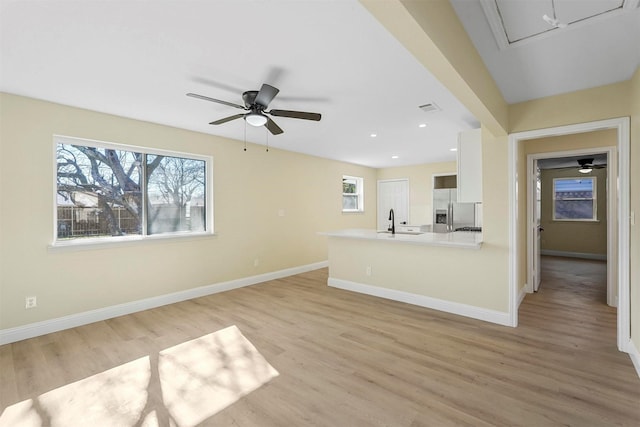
278, 209, 285, 217
254, 259, 260, 267
366, 265, 372, 276
25, 296, 37, 309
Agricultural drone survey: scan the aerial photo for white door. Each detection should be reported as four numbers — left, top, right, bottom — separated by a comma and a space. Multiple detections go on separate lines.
377, 179, 409, 231
533, 162, 542, 292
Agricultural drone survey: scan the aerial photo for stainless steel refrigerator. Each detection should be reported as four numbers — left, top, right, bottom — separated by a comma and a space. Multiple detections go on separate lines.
433, 189, 475, 233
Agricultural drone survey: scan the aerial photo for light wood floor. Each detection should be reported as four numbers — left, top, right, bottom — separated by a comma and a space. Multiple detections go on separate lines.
1, 257, 639, 426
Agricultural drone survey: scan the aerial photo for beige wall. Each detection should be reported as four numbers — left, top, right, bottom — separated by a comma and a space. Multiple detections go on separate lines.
376, 161, 456, 226
0, 93, 377, 330
539, 167, 608, 256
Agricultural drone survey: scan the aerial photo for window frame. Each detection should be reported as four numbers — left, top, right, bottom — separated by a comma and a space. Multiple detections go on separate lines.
342, 175, 364, 213
51, 135, 214, 249
552, 176, 597, 222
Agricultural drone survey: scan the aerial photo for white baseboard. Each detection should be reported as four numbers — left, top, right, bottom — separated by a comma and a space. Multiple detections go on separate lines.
328, 277, 511, 327
0, 261, 328, 345
628, 339, 640, 379
540, 250, 606, 261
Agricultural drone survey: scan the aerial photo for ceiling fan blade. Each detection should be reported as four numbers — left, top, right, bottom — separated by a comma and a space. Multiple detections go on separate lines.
209, 113, 245, 125
187, 93, 246, 110
254, 84, 279, 108
269, 109, 321, 121
265, 117, 283, 135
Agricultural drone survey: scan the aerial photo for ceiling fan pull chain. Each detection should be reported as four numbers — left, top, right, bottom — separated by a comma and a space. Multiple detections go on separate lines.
244, 120, 247, 152
266, 127, 269, 152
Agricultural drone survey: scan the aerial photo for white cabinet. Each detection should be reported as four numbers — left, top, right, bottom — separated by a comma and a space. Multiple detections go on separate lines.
457, 128, 482, 203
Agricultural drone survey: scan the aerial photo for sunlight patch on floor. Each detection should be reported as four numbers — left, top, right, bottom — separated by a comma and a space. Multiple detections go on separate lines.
0, 325, 279, 427
1, 355, 150, 426
160, 324, 279, 426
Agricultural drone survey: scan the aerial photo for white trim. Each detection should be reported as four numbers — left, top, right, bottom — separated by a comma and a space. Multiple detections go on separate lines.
508, 132, 518, 326
328, 277, 511, 327
518, 285, 527, 306
509, 117, 630, 353
628, 339, 640, 379
540, 250, 607, 261
526, 156, 537, 294
0, 261, 328, 345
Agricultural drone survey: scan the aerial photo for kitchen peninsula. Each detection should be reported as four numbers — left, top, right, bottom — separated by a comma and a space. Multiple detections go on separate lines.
325, 228, 482, 249
324, 228, 511, 326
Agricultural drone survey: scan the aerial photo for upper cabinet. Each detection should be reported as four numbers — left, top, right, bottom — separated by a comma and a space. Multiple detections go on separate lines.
457, 128, 482, 203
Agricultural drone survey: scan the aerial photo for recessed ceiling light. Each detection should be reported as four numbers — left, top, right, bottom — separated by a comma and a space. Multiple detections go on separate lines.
391, 155, 399, 159
449, 148, 458, 152
370, 133, 377, 138
418, 123, 427, 128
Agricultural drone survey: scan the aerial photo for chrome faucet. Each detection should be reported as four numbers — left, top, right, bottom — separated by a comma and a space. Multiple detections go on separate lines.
388, 208, 395, 234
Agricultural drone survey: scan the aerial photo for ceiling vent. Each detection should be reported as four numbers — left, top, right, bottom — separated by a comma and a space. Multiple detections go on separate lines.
418, 102, 441, 113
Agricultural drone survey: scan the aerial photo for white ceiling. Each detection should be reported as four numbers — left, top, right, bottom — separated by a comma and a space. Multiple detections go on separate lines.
1, 1, 638, 168
0, 0, 477, 169
451, 0, 640, 103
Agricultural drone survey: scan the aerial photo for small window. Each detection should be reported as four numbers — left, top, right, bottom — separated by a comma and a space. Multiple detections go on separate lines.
55, 136, 211, 244
342, 175, 364, 212
553, 177, 596, 221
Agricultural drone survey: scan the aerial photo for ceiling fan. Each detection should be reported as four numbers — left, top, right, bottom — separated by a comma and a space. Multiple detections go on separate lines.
187, 83, 321, 135
577, 158, 605, 174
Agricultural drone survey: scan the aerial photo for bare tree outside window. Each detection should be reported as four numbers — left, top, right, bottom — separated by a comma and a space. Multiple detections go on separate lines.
146, 155, 206, 234
56, 142, 208, 240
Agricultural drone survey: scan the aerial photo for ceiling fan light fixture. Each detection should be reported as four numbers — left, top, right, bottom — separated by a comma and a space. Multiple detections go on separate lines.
579, 167, 593, 174
245, 112, 267, 127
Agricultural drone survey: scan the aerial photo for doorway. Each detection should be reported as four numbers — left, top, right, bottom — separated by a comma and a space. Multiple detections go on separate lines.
508, 117, 630, 353
527, 148, 615, 307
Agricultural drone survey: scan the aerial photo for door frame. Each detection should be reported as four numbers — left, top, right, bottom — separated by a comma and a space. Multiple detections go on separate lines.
508, 117, 630, 352
526, 147, 617, 307
527, 157, 542, 292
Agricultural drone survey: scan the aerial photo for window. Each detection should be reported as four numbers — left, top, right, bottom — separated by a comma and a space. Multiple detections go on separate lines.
553, 177, 596, 221
342, 175, 364, 212
55, 136, 211, 243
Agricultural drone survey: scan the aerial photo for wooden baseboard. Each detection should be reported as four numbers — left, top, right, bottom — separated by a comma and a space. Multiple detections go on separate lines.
328, 277, 511, 327
0, 261, 328, 345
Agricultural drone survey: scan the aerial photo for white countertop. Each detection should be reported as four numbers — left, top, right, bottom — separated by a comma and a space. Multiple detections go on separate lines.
322, 228, 483, 249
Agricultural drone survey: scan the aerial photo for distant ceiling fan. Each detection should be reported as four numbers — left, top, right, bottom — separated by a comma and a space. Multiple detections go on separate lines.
577, 158, 605, 174
187, 83, 321, 135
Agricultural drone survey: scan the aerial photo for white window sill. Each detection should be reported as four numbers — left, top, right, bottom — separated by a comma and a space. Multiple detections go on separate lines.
48, 231, 217, 252
552, 219, 600, 223
342, 210, 365, 214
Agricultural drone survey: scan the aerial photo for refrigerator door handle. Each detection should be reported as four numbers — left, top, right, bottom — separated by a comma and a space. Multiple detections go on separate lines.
448, 203, 453, 232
